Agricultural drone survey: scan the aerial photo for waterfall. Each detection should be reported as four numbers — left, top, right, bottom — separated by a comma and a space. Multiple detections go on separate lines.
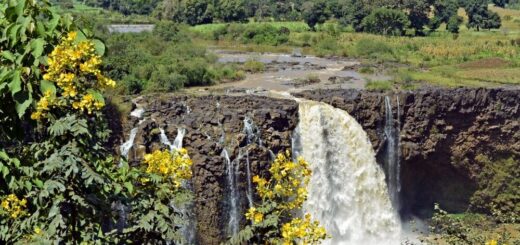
245, 150, 254, 208
222, 149, 240, 236
120, 128, 139, 163
294, 100, 401, 245
243, 116, 261, 208
160, 128, 185, 151
384, 96, 401, 211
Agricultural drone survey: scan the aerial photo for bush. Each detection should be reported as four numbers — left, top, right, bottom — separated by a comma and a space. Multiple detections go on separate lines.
243, 60, 265, 73
365, 80, 393, 91
359, 66, 375, 74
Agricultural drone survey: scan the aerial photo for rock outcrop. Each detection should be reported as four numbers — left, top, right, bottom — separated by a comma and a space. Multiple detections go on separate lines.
120, 94, 298, 244
295, 88, 520, 217
117, 88, 519, 243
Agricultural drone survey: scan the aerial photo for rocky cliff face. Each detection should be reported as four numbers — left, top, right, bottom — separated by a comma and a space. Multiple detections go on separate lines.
118, 88, 519, 243
120, 94, 298, 244
295, 88, 520, 217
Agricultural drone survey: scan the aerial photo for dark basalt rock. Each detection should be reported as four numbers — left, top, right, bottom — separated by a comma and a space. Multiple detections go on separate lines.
295, 88, 520, 217
116, 88, 519, 243
120, 94, 298, 245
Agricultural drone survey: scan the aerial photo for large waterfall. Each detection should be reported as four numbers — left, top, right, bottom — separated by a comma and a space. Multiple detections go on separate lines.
293, 100, 401, 245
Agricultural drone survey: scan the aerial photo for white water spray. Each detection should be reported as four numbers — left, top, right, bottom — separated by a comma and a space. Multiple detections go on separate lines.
294, 100, 401, 245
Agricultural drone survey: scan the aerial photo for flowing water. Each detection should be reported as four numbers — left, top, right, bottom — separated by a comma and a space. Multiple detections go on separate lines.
384, 96, 401, 211
222, 149, 240, 236
120, 128, 139, 163
160, 128, 186, 151
293, 100, 401, 245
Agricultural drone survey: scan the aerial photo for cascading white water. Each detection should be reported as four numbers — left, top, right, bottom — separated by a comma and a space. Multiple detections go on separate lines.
160, 128, 185, 151
242, 117, 261, 208
294, 100, 401, 245
384, 96, 401, 211
222, 149, 240, 236
120, 128, 139, 163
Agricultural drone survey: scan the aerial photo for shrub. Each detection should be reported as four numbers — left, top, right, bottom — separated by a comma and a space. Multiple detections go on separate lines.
228, 151, 327, 244
243, 60, 266, 73
365, 80, 393, 91
359, 66, 375, 74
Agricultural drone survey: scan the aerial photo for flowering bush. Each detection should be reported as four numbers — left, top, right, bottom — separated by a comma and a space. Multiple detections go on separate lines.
228, 151, 327, 244
31, 31, 115, 120
143, 149, 193, 188
0, 194, 27, 219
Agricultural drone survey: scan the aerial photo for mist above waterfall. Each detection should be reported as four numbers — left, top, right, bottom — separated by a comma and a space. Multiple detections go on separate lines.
294, 100, 401, 245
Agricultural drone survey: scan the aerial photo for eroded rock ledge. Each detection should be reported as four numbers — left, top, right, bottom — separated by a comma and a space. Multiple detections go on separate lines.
118, 88, 519, 244
295, 88, 519, 216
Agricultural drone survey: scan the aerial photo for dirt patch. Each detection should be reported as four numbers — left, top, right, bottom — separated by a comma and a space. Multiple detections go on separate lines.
458, 57, 511, 69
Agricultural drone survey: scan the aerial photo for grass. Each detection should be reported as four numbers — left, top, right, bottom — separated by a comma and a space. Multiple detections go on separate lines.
190, 5, 520, 89
365, 80, 394, 91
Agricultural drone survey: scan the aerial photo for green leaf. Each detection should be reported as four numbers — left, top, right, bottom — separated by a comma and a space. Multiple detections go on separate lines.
8, 69, 21, 96
1, 166, 9, 178
87, 89, 105, 104
1, 51, 16, 62
92, 39, 105, 56
25, 180, 32, 191
30, 38, 46, 60
124, 182, 134, 194
40, 79, 56, 95
34, 179, 44, 188
13, 91, 32, 118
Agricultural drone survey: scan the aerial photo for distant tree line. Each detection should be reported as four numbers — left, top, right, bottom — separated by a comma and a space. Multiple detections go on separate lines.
82, 0, 503, 35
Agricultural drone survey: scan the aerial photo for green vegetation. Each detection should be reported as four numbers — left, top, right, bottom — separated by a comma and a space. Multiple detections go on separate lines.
0, 1, 193, 243
428, 204, 520, 244
365, 80, 394, 91
228, 151, 327, 244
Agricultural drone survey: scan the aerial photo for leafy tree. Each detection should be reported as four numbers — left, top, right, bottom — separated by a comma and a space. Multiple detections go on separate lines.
492, 0, 509, 7
228, 151, 327, 244
447, 15, 464, 33
216, 0, 248, 22
361, 7, 410, 36
302, 0, 330, 31
404, 0, 433, 35
465, 0, 502, 31
430, 0, 460, 30
0, 1, 194, 243
340, 0, 372, 32
183, 0, 214, 25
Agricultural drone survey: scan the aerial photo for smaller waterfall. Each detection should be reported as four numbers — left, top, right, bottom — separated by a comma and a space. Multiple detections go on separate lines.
222, 149, 240, 236
173, 128, 186, 149
160, 128, 185, 151
384, 96, 401, 211
242, 117, 261, 208
245, 150, 254, 208
130, 108, 145, 118
120, 128, 139, 162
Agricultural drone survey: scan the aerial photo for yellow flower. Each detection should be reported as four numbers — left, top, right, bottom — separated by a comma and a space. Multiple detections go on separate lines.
253, 212, 264, 223
1, 194, 27, 219
143, 149, 192, 187
486, 240, 498, 245
34, 227, 42, 235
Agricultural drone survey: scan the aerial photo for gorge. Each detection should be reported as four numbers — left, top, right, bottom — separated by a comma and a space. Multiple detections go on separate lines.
116, 88, 519, 244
